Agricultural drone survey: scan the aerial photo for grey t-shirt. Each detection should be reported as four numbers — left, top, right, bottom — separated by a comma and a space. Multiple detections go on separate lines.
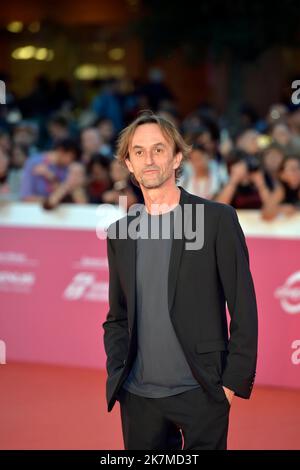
122, 204, 201, 397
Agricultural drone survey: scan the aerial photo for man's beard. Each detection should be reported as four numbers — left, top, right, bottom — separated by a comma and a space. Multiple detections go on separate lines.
140, 177, 162, 189
139, 168, 172, 189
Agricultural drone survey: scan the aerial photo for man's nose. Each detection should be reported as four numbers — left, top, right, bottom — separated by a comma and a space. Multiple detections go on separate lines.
144, 150, 155, 165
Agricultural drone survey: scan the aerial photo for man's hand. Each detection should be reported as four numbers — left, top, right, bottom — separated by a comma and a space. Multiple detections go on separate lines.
33, 164, 56, 181
249, 169, 265, 188
222, 386, 235, 405
229, 161, 248, 185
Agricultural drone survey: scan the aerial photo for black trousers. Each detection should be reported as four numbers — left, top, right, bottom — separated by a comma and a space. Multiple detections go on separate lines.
118, 385, 230, 450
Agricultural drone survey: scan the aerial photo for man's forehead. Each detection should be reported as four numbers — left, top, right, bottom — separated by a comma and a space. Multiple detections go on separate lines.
130, 123, 170, 147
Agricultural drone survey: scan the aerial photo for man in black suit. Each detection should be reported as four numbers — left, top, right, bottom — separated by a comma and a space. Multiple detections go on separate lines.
102, 111, 258, 450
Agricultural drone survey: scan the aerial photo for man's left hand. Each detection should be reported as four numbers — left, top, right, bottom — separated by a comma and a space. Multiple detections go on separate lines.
222, 386, 235, 405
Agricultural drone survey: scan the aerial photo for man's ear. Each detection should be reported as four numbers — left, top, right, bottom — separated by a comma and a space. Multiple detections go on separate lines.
124, 157, 134, 173
173, 152, 183, 170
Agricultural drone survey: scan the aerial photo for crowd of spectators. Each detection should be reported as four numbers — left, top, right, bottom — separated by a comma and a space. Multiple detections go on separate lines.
0, 72, 300, 220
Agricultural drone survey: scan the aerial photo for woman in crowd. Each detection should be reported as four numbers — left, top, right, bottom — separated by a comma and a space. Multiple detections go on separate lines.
180, 143, 228, 199
262, 155, 300, 219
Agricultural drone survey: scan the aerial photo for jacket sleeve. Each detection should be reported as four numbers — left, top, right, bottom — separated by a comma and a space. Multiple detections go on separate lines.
216, 204, 258, 399
102, 231, 129, 377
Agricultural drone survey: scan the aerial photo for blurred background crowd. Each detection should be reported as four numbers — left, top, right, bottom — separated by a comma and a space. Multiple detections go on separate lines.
1, 0, 300, 220
1, 78, 300, 220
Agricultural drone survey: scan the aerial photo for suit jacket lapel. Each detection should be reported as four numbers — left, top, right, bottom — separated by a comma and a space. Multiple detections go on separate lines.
168, 186, 191, 316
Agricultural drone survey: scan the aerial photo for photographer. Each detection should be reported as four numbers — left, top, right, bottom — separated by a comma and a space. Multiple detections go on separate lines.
215, 149, 273, 209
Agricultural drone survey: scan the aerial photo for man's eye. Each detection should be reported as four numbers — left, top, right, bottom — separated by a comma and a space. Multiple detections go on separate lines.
136, 151, 143, 156
155, 148, 162, 153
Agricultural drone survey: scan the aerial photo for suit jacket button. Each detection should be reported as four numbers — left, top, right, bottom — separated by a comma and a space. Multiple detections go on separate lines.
123, 359, 126, 365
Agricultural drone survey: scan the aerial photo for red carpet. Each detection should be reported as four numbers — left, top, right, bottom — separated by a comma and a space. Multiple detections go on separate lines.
0, 362, 299, 450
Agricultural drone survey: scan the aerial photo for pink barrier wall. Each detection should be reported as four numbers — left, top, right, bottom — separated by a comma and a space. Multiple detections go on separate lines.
0, 227, 108, 370
0, 225, 299, 389
246, 237, 300, 388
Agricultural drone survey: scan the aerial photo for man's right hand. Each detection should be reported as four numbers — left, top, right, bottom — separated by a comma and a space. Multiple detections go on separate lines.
33, 164, 56, 181
229, 161, 248, 185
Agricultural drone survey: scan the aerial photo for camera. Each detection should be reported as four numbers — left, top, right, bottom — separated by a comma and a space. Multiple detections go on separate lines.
229, 149, 261, 172
244, 154, 261, 172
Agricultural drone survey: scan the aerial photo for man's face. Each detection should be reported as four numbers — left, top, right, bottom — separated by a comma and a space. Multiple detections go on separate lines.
125, 123, 182, 189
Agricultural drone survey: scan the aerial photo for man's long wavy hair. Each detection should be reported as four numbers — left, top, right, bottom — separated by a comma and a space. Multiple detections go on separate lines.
115, 110, 191, 187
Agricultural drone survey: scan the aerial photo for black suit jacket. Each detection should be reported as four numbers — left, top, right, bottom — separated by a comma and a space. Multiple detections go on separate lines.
102, 186, 258, 413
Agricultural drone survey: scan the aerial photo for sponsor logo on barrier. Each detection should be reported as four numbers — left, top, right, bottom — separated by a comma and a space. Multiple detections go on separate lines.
0, 251, 39, 266
275, 271, 300, 314
72, 257, 108, 270
63, 273, 108, 302
0, 271, 35, 293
